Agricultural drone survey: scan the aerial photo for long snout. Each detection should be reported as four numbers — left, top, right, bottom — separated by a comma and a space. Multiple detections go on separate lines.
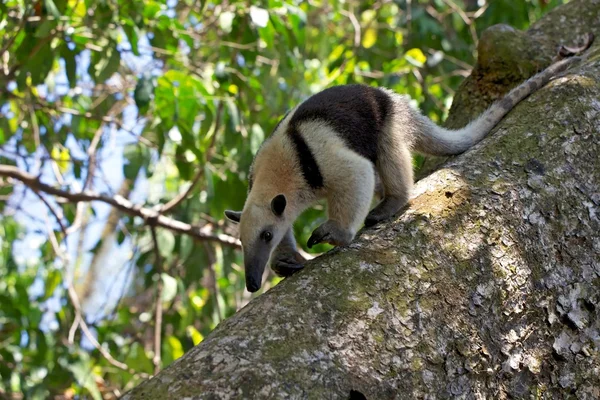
244, 254, 269, 293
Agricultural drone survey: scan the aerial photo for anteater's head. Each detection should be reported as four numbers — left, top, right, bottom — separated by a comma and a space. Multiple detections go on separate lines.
225, 193, 289, 292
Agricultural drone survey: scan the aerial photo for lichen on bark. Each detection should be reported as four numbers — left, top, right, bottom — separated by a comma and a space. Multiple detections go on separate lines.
124, 2, 600, 398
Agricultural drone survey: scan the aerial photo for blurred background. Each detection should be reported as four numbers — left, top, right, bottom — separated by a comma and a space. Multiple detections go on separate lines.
0, 0, 566, 398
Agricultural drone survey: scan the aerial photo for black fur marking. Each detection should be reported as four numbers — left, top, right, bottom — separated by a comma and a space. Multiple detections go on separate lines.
288, 125, 324, 189
289, 85, 392, 163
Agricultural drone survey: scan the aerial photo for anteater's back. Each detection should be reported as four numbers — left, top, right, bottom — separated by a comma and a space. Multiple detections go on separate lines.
287, 85, 393, 163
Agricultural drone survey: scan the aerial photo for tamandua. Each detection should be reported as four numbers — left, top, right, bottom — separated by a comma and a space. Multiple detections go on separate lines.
226, 55, 580, 293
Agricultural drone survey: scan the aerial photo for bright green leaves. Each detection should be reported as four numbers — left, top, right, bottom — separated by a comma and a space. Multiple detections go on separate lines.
124, 342, 154, 375
186, 326, 204, 345
162, 335, 184, 365
51, 145, 70, 174
59, 356, 102, 400
404, 48, 427, 67
362, 28, 377, 49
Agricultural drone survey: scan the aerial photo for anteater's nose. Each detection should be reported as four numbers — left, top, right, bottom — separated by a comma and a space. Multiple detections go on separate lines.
246, 276, 260, 293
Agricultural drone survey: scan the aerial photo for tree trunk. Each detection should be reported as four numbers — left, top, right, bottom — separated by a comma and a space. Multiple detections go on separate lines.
124, 1, 600, 398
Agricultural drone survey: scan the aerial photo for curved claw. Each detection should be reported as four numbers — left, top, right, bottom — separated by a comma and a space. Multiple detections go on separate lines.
364, 215, 381, 227
272, 258, 305, 277
307, 231, 330, 248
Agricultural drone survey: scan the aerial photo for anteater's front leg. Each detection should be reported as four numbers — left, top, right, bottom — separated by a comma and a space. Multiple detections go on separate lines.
271, 228, 305, 277
308, 151, 374, 248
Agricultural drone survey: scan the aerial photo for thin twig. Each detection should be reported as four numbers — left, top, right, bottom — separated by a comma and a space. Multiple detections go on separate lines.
0, 165, 241, 248
340, 9, 361, 49
68, 313, 81, 345
219, 40, 258, 50
426, 48, 473, 71
70, 102, 125, 237
160, 169, 205, 213
150, 225, 164, 375
83, 101, 126, 191
440, 0, 478, 45
203, 242, 223, 322
39, 203, 132, 372
33, 190, 67, 235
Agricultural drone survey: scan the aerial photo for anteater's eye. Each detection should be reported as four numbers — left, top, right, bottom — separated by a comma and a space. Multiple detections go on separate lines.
261, 231, 273, 242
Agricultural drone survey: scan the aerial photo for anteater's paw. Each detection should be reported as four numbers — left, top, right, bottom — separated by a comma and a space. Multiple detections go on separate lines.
307, 220, 354, 248
271, 253, 305, 277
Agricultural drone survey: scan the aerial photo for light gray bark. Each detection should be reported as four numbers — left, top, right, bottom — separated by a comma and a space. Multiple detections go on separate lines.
124, 1, 600, 398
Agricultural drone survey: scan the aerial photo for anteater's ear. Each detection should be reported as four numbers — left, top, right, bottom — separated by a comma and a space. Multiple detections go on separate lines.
271, 194, 286, 217
224, 210, 242, 223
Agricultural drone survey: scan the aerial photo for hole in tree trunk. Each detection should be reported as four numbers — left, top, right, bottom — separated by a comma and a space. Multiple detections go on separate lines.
349, 390, 367, 400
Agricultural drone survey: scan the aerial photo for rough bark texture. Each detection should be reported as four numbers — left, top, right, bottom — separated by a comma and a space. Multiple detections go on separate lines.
124, 1, 600, 398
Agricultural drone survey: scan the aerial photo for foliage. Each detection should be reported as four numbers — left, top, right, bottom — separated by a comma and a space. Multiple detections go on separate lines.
0, 0, 566, 398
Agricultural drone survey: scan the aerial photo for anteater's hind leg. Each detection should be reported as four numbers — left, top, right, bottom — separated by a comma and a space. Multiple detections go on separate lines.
365, 143, 413, 226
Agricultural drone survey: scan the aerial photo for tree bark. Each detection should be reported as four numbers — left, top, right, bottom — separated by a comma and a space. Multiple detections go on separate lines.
124, 1, 600, 398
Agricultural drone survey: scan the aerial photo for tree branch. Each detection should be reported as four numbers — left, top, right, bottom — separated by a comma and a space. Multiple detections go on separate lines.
123, 2, 600, 397
0, 165, 241, 248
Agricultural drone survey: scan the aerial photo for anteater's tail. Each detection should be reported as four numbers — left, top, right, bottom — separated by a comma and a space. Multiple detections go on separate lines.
413, 56, 580, 156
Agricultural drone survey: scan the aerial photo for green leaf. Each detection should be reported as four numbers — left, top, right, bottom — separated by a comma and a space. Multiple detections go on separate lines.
51, 145, 70, 174
43, 270, 61, 300
186, 326, 204, 345
123, 144, 150, 180
134, 75, 155, 114
44, 0, 61, 18
225, 98, 240, 132
125, 342, 153, 373
250, 123, 264, 155
157, 230, 175, 259
123, 22, 140, 55
93, 47, 121, 82
405, 48, 427, 67
160, 272, 177, 303
28, 43, 54, 85
60, 357, 102, 400
60, 45, 77, 88
362, 28, 377, 49
166, 336, 183, 361
34, 20, 55, 38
